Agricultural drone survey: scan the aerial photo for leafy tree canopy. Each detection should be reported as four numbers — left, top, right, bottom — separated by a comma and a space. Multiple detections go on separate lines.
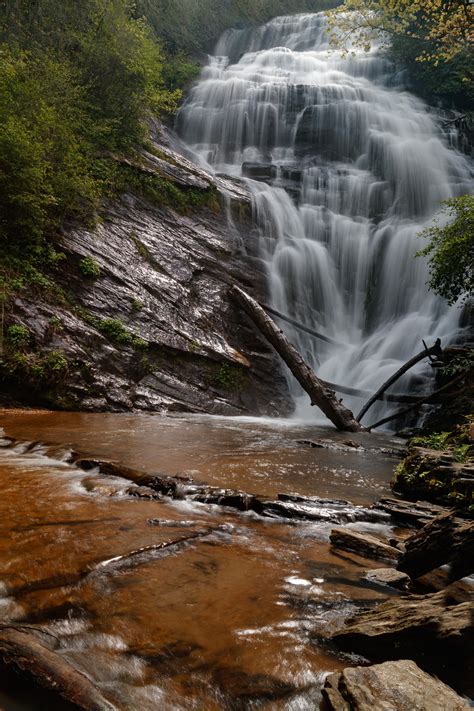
418, 195, 474, 305
327, 0, 473, 64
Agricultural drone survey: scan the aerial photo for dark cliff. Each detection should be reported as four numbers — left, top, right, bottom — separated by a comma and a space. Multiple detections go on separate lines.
2, 129, 291, 416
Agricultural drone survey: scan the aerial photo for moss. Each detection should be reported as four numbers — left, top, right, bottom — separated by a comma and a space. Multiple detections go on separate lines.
130, 232, 152, 262
116, 162, 221, 215
78, 309, 148, 350
131, 298, 144, 312
213, 363, 247, 392
79, 256, 101, 279
392, 416, 474, 508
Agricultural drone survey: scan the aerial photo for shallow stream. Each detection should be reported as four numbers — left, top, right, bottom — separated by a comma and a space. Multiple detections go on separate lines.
0, 411, 402, 710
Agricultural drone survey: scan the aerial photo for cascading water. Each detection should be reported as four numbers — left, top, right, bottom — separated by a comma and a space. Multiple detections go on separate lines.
177, 12, 473, 426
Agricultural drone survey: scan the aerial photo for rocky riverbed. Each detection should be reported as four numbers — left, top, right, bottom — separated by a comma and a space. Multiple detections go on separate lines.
0, 411, 472, 709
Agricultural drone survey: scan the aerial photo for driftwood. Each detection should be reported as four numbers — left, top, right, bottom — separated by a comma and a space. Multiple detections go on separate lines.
357, 339, 443, 422
398, 512, 474, 581
0, 626, 117, 710
367, 370, 469, 430
231, 286, 364, 432
260, 302, 343, 346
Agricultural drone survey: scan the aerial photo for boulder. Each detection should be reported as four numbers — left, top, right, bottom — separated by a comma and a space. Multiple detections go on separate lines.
241, 162, 277, 181
321, 660, 469, 710
330, 528, 400, 562
364, 568, 410, 590
331, 590, 473, 693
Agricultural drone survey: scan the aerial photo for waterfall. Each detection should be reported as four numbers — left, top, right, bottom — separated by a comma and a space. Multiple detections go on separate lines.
177, 12, 473, 426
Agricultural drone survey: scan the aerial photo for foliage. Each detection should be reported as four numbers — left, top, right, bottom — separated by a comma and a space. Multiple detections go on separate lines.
418, 194, 474, 305
79, 310, 148, 349
214, 363, 246, 392
0, 0, 179, 254
393, 417, 474, 507
409, 431, 450, 450
441, 350, 474, 376
79, 256, 101, 279
0, 348, 69, 386
131, 298, 144, 312
327, 0, 473, 65
139, 0, 337, 55
6, 324, 30, 349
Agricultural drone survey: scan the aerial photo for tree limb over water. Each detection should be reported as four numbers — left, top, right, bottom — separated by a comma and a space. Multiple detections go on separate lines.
230, 286, 365, 432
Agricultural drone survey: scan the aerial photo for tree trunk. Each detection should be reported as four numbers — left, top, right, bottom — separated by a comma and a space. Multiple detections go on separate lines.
230, 286, 365, 432
357, 339, 443, 422
0, 626, 117, 711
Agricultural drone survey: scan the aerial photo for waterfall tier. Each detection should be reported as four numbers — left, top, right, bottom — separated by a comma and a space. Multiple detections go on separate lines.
178, 12, 473, 425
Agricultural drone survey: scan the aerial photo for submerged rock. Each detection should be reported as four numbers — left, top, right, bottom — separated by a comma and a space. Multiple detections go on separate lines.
322, 660, 469, 710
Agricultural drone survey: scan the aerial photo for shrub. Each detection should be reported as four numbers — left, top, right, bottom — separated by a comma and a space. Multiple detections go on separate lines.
79, 256, 101, 279
6, 324, 30, 349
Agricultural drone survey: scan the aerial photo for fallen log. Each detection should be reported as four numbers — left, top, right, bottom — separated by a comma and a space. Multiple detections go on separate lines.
259, 302, 343, 346
357, 339, 442, 422
367, 370, 469, 430
398, 511, 474, 581
231, 286, 364, 432
0, 626, 117, 710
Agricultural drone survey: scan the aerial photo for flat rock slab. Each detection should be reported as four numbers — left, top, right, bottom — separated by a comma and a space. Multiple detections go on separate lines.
364, 568, 410, 590
322, 660, 469, 710
331, 590, 473, 692
330, 528, 400, 563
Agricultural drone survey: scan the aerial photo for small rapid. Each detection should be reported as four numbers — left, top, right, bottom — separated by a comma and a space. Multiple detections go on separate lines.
177, 12, 473, 425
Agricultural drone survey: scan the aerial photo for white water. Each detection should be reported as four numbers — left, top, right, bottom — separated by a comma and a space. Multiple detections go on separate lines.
177, 13, 473, 426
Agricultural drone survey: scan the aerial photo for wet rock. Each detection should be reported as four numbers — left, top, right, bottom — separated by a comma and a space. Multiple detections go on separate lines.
126, 485, 162, 500
5, 127, 290, 417
322, 660, 469, 711
373, 497, 449, 527
185, 486, 264, 513
392, 447, 474, 509
330, 528, 401, 563
398, 511, 474, 582
331, 590, 473, 692
364, 568, 410, 590
262, 497, 388, 525
242, 162, 277, 182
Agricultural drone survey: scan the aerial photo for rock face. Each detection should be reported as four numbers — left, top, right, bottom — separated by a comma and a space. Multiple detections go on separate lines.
322, 660, 469, 711
4, 127, 290, 415
392, 445, 474, 509
332, 590, 474, 694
